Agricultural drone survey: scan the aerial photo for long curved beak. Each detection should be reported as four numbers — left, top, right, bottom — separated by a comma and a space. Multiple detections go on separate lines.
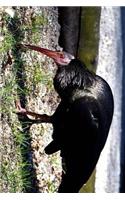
22, 44, 74, 66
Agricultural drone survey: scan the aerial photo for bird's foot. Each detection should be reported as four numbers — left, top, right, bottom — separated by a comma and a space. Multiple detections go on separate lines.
15, 100, 27, 115
15, 100, 33, 124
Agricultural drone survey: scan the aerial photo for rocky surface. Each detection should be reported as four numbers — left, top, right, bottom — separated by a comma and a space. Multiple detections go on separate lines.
0, 7, 62, 192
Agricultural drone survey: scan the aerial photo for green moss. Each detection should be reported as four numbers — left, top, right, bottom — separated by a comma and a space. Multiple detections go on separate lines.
31, 63, 53, 89
78, 7, 101, 72
32, 14, 48, 28
79, 170, 95, 193
0, 34, 14, 53
19, 13, 48, 43
31, 31, 41, 43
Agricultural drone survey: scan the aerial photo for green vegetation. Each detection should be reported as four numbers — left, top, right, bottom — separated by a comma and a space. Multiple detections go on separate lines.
78, 7, 101, 72
0, 8, 49, 192
29, 63, 53, 89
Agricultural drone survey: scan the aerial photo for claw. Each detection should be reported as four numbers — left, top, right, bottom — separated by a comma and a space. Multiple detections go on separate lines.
15, 100, 33, 124
15, 100, 26, 114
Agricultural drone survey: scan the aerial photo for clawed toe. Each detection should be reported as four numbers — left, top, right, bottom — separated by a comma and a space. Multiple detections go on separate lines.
15, 100, 27, 114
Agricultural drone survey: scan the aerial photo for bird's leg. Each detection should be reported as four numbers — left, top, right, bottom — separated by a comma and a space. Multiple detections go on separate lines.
15, 100, 52, 124
16, 100, 60, 154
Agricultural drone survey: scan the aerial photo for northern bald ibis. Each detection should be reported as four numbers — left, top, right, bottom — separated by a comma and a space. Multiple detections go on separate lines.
16, 43, 114, 192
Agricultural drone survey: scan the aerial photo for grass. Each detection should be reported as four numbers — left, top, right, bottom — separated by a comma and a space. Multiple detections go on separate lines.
0, 8, 47, 192
0, 152, 23, 192
31, 64, 53, 89
0, 7, 57, 193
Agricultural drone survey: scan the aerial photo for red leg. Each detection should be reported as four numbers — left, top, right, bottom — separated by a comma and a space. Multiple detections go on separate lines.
15, 100, 52, 123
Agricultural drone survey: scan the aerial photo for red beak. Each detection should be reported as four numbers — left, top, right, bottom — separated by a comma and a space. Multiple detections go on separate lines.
22, 44, 74, 66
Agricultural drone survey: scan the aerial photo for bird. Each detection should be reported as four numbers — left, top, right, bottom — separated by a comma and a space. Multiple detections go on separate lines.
16, 43, 114, 193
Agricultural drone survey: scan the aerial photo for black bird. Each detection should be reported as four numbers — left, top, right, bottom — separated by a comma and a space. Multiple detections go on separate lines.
16, 44, 114, 193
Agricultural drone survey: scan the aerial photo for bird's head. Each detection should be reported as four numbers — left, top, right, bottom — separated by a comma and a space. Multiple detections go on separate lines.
21, 44, 74, 66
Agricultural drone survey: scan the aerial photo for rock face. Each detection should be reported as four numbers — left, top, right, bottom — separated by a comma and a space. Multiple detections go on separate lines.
0, 7, 62, 192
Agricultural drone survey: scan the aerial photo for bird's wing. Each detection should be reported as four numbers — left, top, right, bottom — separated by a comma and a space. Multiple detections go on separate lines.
60, 96, 106, 189
63, 96, 102, 151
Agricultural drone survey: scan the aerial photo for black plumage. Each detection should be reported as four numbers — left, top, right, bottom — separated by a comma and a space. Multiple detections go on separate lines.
16, 46, 114, 192
44, 58, 114, 192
